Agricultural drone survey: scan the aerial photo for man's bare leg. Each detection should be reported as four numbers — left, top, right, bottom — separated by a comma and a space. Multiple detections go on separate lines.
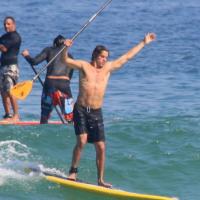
68, 133, 87, 180
9, 93, 19, 121
1, 92, 19, 122
1, 92, 11, 117
95, 141, 112, 188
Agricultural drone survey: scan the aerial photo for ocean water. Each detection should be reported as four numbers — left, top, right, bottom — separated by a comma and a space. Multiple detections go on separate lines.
0, 0, 200, 199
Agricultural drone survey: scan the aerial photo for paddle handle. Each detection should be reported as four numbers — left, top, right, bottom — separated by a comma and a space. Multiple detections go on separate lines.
71, 0, 112, 42
33, 0, 112, 81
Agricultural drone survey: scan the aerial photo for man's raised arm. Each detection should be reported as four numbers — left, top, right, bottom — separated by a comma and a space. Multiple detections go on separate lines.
62, 39, 85, 70
109, 33, 156, 71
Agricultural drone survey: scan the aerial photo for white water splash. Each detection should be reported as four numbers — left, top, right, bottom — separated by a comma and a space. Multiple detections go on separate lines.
39, 164, 67, 178
0, 140, 34, 187
0, 167, 28, 186
0, 140, 30, 163
0, 140, 66, 188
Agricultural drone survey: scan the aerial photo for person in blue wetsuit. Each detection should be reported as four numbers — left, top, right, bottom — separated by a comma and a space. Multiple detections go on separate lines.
0, 16, 21, 122
22, 35, 74, 124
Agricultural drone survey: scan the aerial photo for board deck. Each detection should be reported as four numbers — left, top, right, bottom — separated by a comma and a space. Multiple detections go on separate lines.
0, 120, 63, 126
44, 173, 178, 200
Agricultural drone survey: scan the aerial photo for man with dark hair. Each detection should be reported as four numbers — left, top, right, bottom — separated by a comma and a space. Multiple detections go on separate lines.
91, 45, 109, 62
22, 35, 74, 124
0, 16, 21, 122
63, 32, 156, 188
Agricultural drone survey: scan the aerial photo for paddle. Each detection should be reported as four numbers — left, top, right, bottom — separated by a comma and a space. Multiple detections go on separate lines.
29, 64, 66, 124
10, 0, 112, 100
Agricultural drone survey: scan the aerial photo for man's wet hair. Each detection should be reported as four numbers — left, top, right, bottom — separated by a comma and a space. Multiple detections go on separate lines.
4, 16, 16, 24
91, 45, 109, 62
53, 35, 65, 47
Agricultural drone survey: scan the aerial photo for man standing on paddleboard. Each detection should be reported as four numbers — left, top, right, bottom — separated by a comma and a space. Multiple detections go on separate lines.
22, 35, 74, 124
0, 16, 21, 122
63, 33, 156, 188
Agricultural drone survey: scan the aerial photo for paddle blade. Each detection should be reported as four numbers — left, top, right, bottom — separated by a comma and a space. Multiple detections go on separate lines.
10, 80, 33, 100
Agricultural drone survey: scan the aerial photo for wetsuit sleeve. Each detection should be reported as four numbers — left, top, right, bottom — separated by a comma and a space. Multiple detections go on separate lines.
24, 47, 49, 65
0, 36, 1, 64
68, 53, 74, 79
0, 36, 2, 46
1, 34, 20, 49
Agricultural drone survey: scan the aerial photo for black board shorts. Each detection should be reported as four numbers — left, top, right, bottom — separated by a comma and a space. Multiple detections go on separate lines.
73, 103, 105, 143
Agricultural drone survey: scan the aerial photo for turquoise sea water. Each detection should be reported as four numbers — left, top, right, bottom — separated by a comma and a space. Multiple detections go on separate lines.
0, 0, 200, 199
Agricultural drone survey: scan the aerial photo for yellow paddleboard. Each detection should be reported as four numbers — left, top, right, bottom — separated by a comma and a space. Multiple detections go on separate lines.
44, 174, 178, 200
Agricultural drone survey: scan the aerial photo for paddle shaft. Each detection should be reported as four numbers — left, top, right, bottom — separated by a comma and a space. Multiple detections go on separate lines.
30, 64, 66, 124
33, 0, 112, 81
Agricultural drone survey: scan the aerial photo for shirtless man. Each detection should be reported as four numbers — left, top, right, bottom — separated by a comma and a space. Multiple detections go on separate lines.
63, 33, 156, 187
0, 16, 21, 122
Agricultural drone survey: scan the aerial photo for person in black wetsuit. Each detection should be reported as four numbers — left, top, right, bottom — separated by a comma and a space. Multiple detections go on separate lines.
22, 35, 74, 124
0, 16, 21, 122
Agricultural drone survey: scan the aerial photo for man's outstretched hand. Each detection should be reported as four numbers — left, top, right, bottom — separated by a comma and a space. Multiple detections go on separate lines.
144, 33, 156, 45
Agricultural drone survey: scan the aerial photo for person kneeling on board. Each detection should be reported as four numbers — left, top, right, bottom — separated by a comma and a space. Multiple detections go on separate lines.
63, 33, 156, 188
22, 35, 74, 124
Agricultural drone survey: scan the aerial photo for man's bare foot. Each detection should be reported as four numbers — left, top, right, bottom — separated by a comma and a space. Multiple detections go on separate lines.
0, 114, 20, 124
67, 173, 77, 181
67, 167, 78, 181
11, 114, 20, 122
98, 180, 112, 188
